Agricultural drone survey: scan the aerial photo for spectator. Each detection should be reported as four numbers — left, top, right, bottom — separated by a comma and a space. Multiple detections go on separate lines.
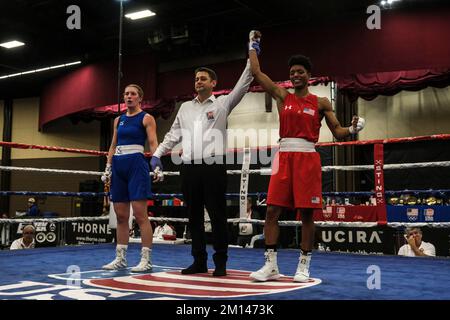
26, 198, 40, 217
153, 219, 176, 240
10, 225, 35, 250
398, 227, 436, 257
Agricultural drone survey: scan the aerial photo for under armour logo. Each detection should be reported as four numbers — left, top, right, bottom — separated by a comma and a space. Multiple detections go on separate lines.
116, 146, 122, 154
284, 105, 292, 110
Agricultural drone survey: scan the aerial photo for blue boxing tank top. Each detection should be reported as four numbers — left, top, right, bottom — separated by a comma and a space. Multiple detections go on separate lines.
117, 111, 147, 146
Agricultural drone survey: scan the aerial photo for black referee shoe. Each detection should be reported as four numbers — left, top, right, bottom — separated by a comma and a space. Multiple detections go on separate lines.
181, 263, 208, 275
213, 266, 227, 277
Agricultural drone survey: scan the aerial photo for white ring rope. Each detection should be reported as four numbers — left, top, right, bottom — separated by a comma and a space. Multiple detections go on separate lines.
0, 166, 103, 176
1, 216, 450, 228
322, 161, 450, 172
2, 161, 450, 177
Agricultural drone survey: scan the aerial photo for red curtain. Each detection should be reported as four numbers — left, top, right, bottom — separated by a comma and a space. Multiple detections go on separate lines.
84, 98, 176, 120
40, 7, 450, 126
88, 76, 330, 119
335, 68, 450, 102
39, 53, 156, 129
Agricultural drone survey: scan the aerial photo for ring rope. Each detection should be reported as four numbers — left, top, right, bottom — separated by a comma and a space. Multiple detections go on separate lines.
0, 166, 103, 176
0, 191, 108, 197
1, 215, 449, 228
2, 161, 450, 177
1, 190, 449, 198
1, 133, 450, 157
322, 161, 450, 172
0, 141, 108, 156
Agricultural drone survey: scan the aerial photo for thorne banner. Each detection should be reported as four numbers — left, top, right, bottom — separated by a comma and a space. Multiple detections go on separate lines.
65, 221, 114, 245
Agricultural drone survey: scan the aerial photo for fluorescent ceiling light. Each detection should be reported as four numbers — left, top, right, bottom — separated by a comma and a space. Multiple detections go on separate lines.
0, 40, 25, 49
0, 61, 81, 80
125, 9, 156, 20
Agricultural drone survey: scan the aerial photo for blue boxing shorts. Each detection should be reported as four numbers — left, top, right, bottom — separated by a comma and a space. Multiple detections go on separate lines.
110, 153, 152, 202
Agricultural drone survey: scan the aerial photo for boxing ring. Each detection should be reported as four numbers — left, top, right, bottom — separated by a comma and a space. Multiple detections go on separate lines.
2, 243, 450, 300
1, 135, 450, 300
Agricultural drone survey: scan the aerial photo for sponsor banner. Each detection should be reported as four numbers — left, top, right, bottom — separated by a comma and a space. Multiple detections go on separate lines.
65, 221, 114, 245
373, 143, 387, 222
239, 147, 251, 219
387, 205, 450, 222
313, 226, 395, 255
314, 206, 379, 222
11, 221, 60, 247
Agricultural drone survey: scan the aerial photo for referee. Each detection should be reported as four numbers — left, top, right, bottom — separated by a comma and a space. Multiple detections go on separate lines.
152, 59, 253, 276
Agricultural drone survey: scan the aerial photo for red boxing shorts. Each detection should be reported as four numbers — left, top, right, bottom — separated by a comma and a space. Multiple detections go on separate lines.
267, 151, 322, 209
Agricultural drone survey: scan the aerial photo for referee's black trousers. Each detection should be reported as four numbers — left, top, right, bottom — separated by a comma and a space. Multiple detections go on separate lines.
181, 162, 228, 267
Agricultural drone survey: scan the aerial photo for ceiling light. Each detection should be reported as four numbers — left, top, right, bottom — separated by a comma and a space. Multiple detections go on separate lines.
0, 40, 25, 49
0, 61, 81, 80
125, 9, 156, 20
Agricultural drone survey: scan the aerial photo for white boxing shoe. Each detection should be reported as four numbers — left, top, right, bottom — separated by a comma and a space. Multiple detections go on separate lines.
293, 251, 311, 282
103, 247, 127, 270
131, 247, 152, 272
249, 250, 280, 282
293, 269, 310, 282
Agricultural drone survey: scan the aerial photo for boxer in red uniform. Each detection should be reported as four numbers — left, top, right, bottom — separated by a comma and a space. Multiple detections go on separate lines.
247, 31, 365, 282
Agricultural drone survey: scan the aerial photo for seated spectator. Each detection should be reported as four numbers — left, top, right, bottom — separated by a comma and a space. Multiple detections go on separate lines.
398, 227, 436, 257
153, 219, 176, 240
26, 198, 40, 217
10, 225, 36, 250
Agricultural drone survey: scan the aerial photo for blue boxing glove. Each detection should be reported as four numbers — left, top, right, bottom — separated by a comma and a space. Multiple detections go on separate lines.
150, 156, 164, 182
150, 156, 163, 172
249, 30, 262, 55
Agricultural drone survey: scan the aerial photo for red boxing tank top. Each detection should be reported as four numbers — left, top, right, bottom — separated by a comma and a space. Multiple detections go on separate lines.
279, 93, 322, 143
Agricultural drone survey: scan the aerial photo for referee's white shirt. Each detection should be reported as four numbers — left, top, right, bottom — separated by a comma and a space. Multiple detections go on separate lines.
154, 60, 253, 162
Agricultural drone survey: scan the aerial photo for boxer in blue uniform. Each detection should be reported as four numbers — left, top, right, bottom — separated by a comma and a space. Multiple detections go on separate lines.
102, 84, 162, 272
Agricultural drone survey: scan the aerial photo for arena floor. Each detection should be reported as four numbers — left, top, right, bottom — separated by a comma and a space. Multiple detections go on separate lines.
1, 243, 449, 300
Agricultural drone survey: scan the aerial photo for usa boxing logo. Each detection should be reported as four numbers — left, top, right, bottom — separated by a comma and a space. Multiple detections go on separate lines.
206, 111, 215, 120
85, 269, 321, 298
